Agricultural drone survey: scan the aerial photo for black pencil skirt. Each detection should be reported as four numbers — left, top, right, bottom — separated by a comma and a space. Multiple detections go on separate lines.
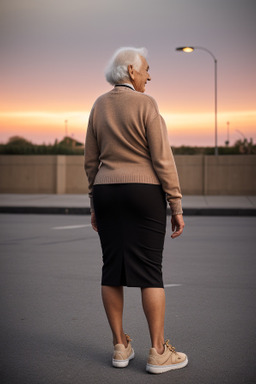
93, 184, 167, 288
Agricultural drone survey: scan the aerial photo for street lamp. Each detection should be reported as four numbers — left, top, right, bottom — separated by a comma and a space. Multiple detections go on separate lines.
176, 46, 218, 156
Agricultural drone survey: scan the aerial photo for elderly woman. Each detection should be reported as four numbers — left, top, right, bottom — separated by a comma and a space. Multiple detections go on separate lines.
84, 47, 188, 374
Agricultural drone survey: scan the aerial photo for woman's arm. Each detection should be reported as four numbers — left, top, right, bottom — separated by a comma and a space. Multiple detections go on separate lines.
146, 114, 183, 216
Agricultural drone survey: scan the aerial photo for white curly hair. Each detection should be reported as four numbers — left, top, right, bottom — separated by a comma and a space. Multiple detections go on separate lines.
105, 47, 148, 85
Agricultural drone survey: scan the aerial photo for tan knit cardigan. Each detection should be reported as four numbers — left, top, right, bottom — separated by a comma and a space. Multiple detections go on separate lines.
84, 86, 183, 215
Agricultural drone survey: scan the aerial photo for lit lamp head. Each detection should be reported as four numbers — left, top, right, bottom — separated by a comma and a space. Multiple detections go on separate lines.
176, 46, 194, 53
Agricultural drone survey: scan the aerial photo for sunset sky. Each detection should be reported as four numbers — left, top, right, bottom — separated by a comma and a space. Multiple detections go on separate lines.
1, 0, 255, 146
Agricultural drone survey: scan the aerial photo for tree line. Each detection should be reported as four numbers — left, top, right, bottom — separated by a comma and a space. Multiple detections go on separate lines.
0, 136, 255, 155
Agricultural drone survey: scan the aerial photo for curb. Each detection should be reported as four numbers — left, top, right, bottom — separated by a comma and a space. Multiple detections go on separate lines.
182, 208, 256, 216
0, 207, 91, 215
0, 207, 255, 216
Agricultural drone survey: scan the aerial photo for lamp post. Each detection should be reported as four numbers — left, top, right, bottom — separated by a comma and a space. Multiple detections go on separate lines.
225, 121, 230, 146
176, 46, 218, 156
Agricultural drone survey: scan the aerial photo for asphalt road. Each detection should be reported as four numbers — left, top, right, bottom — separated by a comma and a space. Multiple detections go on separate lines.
0, 214, 255, 384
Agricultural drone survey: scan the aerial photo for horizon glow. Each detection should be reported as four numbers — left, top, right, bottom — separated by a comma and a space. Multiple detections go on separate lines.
1, 109, 255, 147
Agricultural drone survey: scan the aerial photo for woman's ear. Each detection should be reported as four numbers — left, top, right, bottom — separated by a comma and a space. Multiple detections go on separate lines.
128, 64, 135, 80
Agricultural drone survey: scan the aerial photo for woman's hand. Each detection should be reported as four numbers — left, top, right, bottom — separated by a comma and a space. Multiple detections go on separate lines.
91, 212, 98, 232
171, 214, 185, 239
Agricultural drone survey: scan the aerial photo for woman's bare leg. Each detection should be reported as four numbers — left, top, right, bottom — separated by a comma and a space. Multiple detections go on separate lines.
141, 287, 165, 354
101, 286, 128, 346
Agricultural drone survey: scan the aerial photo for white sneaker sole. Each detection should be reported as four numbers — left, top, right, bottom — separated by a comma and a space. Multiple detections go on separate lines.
112, 349, 135, 368
146, 356, 188, 374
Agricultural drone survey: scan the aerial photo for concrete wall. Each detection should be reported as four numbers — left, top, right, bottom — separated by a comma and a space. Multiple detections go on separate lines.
0, 155, 255, 195
175, 156, 204, 195
0, 156, 58, 194
203, 155, 256, 195
65, 156, 88, 194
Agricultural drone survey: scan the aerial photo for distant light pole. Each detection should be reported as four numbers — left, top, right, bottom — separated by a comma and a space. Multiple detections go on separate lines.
65, 120, 68, 137
176, 46, 218, 156
225, 121, 230, 146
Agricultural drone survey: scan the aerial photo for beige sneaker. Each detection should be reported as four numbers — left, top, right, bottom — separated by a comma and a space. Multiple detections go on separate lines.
112, 334, 135, 368
146, 339, 188, 374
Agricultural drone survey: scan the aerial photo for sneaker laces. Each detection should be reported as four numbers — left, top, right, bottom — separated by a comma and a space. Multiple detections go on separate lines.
164, 339, 177, 354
